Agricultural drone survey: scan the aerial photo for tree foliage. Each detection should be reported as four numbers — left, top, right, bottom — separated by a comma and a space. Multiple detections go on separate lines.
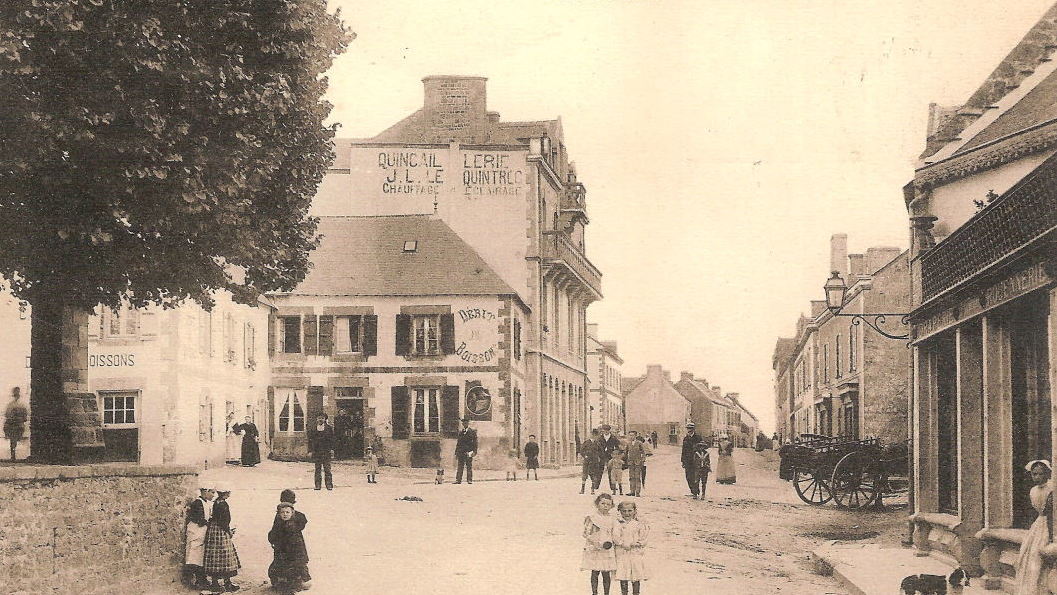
0, 0, 352, 309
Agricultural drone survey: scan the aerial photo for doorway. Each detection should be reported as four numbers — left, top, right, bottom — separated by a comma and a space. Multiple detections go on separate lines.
334, 393, 365, 460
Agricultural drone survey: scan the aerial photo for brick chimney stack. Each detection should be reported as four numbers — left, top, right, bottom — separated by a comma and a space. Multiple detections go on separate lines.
830, 233, 848, 278
680, 372, 694, 382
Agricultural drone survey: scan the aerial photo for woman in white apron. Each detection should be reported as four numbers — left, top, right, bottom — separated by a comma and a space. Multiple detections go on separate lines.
185, 483, 215, 588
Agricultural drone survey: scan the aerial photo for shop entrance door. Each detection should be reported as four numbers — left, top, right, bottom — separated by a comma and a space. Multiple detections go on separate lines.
334, 397, 364, 459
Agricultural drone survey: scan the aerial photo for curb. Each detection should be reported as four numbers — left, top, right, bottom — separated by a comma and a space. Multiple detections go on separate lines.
810, 550, 866, 595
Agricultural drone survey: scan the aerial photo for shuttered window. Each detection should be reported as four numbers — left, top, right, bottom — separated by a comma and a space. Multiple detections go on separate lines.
277, 390, 306, 433
399, 313, 454, 356
413, 316, 440, 355
412, 388, 440, 434
335, 315, 363, 353
441, 386, 460, 437
391, 387, 410, 439
281, 316, 302, 354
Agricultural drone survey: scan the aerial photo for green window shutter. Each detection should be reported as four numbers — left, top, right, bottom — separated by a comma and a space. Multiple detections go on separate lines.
440, 313, 456, 354
391, 386, 410, 440
307, 386, 325, 424
441, 385, 460, 437
318, 315, 334, 356
304, 314, 318, 355
363, 315, 378, 356
395, 314, 411, 356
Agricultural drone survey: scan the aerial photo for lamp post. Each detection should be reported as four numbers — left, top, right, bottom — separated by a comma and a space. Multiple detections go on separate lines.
823, 271, 911, 340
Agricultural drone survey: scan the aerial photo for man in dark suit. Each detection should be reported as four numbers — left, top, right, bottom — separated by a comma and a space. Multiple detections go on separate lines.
455, 417, 478, 484
681, 422, 705, 497
598, 424, 621, 460
308, 413, 336, 490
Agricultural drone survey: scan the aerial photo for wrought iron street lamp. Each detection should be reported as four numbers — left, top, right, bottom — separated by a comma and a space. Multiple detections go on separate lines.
823, 271, 911, 340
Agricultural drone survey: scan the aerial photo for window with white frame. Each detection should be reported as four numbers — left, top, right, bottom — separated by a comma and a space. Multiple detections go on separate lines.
104, 306, 139, 337
335, 315, 364, 353
276, 390, 306, 433
412, 315, 440, 356
101, 392, 137, 425
411, 387, 440, 434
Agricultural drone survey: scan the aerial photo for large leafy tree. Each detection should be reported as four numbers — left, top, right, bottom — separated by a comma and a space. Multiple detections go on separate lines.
0, 0, 352, 462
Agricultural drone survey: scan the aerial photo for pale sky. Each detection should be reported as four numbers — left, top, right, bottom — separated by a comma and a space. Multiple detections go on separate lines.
324, 0, 1056, 433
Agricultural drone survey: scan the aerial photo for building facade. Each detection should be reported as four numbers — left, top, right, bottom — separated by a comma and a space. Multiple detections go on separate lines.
674, 372, 721, 439
266, 215, 529, 469
905, 8, 1057, 588
775, 234, 909, 445
623, 365, 691, 445
586, 324, 623, 433
309, 76, 602, 465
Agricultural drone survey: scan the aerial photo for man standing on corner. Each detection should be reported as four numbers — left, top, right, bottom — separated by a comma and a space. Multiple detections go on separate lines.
681, 422, 704, 498
455, 417, 477, 484
308, 413, 336, 491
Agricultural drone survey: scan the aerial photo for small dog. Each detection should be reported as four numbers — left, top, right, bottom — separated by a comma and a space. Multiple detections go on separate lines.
435, 469, 444, 484
899, 567, 970, 594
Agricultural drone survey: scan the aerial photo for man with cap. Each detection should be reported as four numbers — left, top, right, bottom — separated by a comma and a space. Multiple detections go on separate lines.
598, 424, 621, 461
185, 482, 215, 588
681, 422, 705, 497
307, 413, 336, 490
455, 417, 478, 484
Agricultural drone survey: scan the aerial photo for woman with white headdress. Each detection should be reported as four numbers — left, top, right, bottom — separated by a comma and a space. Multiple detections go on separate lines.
185, 482, 215, 589
1014, 459, 1053, 594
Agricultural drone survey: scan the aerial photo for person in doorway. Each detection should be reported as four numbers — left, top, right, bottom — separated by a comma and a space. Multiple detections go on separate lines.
203, 484, 240, 592
691, 441, 711, 500
680, 423, 704, 497
268, 502, 311, 593
625, 431, 649, 497
582, 493, 616, 595
4, 387, 27, 461
716, 435, 737, 484
231, 416, 260, 467
524, 434, 540, 480
365, 446, 379, 484
455, 417, 477, 484
333, 407, 353, 459
185, 484, 215, 589
307, 413, 335, 491
580, 429, 603, 494
1014, 459, 1054, 594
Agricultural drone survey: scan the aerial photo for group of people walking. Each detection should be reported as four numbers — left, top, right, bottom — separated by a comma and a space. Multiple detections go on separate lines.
579, 425, 653, 496
680, 422, 737, 499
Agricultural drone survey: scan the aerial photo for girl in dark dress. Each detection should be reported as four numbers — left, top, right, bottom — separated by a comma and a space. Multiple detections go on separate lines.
232, 416, 261, 467
203, 486, 240, 592
269, 502, 311, 593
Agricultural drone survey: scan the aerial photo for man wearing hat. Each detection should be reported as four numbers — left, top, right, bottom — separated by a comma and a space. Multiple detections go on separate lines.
307, 412, 336, 490
598, 424, 621, 461
681, 422, 705, 497
454, 417, 478, 484
185, 482, 215, 588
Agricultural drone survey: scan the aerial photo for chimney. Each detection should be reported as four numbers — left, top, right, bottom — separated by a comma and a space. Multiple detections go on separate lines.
848, 253, 866, 278
486, 111, 501, 123
646, 365, 663, 379
728, 392, 740, 403
866, 247, 902, 274
810, 300, 827, 318
926, 103, 960, 139
663, 370, 671, 382
830, 233, 848, 279
421, 75, 488, 133
680, 372, 694, 383
712, 385, 721, 395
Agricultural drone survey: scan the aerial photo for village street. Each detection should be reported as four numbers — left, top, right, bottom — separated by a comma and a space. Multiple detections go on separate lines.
155, 446, 906, 595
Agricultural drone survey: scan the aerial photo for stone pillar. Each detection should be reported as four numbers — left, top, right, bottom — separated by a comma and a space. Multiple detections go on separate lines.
983, 315, 1013, 528
914, 346, 938, 514
955, 324, 985, 575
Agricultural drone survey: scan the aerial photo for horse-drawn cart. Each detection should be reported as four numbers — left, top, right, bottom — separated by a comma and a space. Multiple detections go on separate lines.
778, 433, 909, 510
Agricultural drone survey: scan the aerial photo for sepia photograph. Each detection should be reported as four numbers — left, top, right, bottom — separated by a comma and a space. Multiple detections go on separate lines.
2, 0, 1057, 593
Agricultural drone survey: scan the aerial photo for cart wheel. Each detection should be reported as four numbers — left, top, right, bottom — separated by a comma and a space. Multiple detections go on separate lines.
793, 469, 832, 505
831, 451, 879, 510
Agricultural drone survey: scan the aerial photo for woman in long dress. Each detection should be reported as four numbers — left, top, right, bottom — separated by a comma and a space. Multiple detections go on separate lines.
203, 485, 241, 592
232, 416, 261, 467
224, 413, 240, 464
715, 435, 737, 484
1014, 459, 1053, 594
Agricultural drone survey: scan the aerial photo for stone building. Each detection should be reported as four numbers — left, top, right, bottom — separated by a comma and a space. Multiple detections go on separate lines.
772, 337, 796, 442
266, 215, 529, 469
727, 393, 761, 447
310, 76, 602, 465
586, 324, 624, 433
673, 372, 724, 439
623, 365, 691, 445
775, 234, 909, 444
85, 294, 271, 467
903, 7, 1057, 588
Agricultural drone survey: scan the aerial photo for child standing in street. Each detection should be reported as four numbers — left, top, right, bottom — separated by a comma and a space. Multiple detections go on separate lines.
614, 501, 650, 595
582, 493, 616, 595
269, 502, 311, 594
505, 449, 520, 481
693, 442, 711, 500
365, 446, 379, 484
607, 450, 625, 495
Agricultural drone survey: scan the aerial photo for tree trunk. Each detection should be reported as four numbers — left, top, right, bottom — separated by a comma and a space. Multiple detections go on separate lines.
29, 290, 90, 464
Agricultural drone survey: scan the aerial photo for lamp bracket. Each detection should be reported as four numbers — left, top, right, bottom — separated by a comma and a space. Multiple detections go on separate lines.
831, 312, 912, 340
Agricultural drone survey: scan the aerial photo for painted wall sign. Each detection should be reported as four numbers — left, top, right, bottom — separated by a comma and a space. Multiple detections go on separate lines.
462, 152, 525, 197
377, 151, 445, 195
454, 308, 499, 364
89, 353, 136, 368
465, 385, 492, 416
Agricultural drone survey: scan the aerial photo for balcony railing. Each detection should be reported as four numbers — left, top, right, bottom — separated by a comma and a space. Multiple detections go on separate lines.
542, 230, 603, 299
920, 154, 1057, 303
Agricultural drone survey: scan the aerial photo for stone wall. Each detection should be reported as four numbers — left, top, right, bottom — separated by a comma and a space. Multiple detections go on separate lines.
0, 463, 196, 594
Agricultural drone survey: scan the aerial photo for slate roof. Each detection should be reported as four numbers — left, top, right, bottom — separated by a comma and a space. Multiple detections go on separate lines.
288, 215, 516, 297
959, 67, 1057, 152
